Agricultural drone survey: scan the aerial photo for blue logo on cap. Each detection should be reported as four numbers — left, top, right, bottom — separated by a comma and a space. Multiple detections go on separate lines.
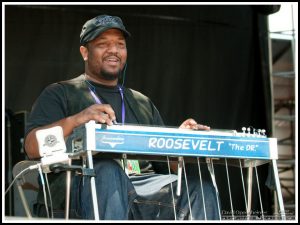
94, 16, 121, 26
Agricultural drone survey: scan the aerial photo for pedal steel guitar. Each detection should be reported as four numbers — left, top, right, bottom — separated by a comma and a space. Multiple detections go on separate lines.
66, 121, 285, 220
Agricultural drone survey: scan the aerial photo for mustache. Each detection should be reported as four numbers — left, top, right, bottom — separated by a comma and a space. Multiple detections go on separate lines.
103, 53, 121, 61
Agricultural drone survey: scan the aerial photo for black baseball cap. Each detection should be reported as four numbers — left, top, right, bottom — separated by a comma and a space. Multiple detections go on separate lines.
80, 15, 131, 45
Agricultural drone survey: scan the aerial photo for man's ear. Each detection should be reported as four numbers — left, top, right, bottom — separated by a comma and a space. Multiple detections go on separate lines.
80, 46, 88, 61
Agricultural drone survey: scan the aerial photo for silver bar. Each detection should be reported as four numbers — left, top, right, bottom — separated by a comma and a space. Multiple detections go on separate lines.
182, 159, 193, 220
176, 157, 183, 196
206, 159, 221, 220
87, 149, 100, 220
246, 167, 253, 220
225, 158, 234, 219
197, 157, 207, 220
65, 158, 72, 219
167, 156, 177, 220
254, 162, 264, 220
239, 159, 248, 210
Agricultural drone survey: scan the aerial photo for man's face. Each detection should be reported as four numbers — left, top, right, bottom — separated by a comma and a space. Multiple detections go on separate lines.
86, 29, 127, 81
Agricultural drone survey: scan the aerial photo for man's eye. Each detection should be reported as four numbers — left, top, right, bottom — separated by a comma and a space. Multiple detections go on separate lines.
118, 42, 126, 48
97, 43, 107, 47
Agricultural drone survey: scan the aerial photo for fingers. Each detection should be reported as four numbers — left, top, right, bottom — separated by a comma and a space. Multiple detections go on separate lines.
75, 104, 117, 126
194, 124, 210, 131
96, 112, 115, 125
93, 104, 116, 125
179, 118, 210, 130
179, 118, 196, 129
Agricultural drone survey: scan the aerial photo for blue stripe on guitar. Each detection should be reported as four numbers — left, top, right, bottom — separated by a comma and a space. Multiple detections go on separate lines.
94, 128, 271, 159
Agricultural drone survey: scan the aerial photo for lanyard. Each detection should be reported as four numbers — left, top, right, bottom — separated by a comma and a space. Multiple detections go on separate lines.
85, 79, 125, 124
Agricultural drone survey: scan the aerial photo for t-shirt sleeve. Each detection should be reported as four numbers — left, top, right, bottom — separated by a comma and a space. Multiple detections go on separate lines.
25, 83, 67, 137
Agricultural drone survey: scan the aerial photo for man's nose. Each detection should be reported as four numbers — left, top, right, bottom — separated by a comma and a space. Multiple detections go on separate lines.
107, 43, 118, 53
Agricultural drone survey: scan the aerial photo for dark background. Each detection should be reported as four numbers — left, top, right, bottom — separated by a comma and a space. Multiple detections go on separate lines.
4, 4, 279, 217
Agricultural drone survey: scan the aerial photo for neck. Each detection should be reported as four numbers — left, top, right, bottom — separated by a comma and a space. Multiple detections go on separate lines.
85, 73, 118, 87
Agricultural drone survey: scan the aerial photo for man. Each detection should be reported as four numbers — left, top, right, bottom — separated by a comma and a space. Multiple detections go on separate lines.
24, 15, 219, 220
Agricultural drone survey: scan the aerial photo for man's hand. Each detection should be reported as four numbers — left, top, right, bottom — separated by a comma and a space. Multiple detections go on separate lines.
170, 118, 210, 173
72, 104, 116, 126
179, 118, 210, 131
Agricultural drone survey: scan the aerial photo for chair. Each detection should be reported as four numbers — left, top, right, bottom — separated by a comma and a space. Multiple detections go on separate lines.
12, 160, 40, 218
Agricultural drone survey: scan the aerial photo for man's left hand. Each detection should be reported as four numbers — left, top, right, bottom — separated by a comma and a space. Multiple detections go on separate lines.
179, 118, 210, 130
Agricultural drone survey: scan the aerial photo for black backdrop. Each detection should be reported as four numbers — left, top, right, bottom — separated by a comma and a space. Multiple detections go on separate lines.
5, 4, 277, 216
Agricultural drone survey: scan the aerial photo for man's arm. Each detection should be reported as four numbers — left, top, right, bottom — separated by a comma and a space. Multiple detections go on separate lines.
25, 104, 116, 159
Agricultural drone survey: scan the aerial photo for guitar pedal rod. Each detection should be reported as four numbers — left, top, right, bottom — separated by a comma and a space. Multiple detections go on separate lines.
176, 156, 183, 196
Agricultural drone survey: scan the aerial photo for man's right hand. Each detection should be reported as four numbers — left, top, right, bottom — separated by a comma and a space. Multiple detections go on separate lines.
72, 104, 116, 126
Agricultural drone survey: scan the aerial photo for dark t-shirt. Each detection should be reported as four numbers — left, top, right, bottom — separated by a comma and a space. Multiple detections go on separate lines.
25, 76, 172, 209
85, 80, 139, 124
25, 76, 166, 173
26, 81, 142, 136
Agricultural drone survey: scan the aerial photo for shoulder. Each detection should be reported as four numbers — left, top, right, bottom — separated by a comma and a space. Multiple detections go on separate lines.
41, 75, 84, 92
58, 74, 85, 87
43, 74, 86, 96
36, 75, 85, 102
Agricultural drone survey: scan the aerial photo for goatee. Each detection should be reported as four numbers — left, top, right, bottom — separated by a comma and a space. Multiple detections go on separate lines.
100, 69, 121, 81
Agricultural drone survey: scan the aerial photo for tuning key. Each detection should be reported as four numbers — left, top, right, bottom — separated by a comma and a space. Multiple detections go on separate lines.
233, 130, 238, 136
257, 129, 261, 136
242, 127, 246, 136
247, 127, 251, 136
